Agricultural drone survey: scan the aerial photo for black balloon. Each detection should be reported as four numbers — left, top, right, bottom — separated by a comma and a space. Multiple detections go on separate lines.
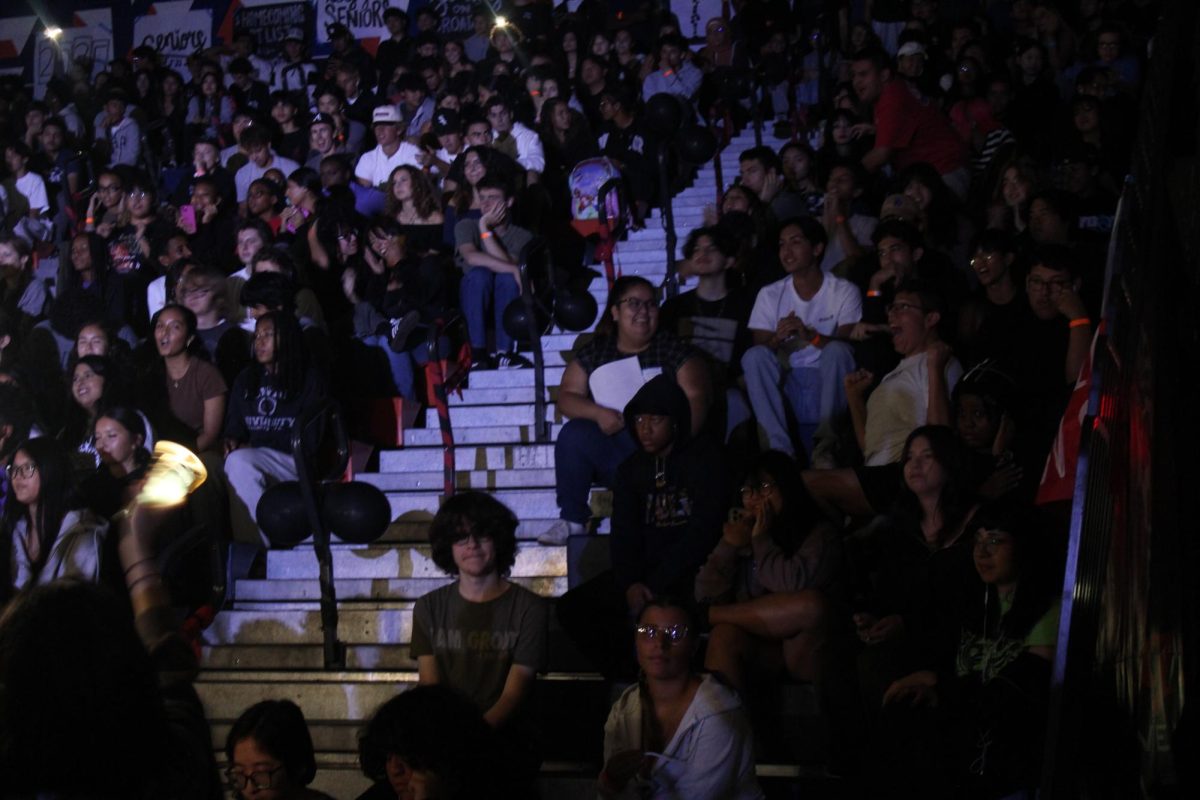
502, 297, 549, 343
553, 288, 598, 332
321, 481, 392, 544
645, 92, 684, 136
256, 481, 310, 547
678, 125, 718, 163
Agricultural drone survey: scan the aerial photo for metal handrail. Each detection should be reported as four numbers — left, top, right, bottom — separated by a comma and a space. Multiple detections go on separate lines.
424, 314, 471, 497
519, 239, 551, 443
290, 399, 350, 669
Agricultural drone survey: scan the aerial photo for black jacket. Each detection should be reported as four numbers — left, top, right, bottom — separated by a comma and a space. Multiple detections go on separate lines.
610, 376, 727, 597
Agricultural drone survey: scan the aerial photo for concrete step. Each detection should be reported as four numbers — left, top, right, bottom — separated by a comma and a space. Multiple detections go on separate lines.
198, 671, 603, 720
204, 606, 415, 647
464, 366, 565, 388
401, 423, 563, 446
202, 643, 415, 671
447, 386, 554, 406
232, 574, 566, 602
379, 443, 555, 472
385, 487, 559, 521
265, 542, 566, 580
196, 669, 416, 719
362, 467, 556, 491
422, 403, 560, 429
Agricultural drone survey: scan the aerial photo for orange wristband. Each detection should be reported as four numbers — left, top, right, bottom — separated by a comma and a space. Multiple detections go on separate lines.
1069, 317, 1091, 329
810, 333, 825, 347
480, 231, 493, 239
866, 290, 882, 298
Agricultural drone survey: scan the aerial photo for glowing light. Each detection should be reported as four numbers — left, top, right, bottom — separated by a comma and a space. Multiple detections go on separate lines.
137, 441, 208, 508
44, 27, 63, 41
495, 16, 508, 27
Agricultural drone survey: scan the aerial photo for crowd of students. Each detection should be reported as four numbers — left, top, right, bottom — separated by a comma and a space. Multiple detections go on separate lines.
0, 0, 1153, 797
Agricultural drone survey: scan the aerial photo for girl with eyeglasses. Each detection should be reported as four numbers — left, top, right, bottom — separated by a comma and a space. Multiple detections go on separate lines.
600, 596, 763, 799
873, 503, 1063, 795
224, 699, 333, 800
695, 450, 842, 694
546, 276, 711, 544
1, 437, 107, 604
83, 168, 125, 237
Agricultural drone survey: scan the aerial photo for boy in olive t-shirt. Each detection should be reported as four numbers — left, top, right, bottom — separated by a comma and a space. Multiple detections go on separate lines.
410, 492, 548, 727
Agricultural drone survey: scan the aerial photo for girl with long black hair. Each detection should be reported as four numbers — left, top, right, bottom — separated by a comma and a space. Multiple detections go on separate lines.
1, 437, 107, 604
223, 311, 324, 547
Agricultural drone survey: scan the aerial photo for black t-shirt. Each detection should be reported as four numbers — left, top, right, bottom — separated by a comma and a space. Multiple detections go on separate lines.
659, 287, 755, 384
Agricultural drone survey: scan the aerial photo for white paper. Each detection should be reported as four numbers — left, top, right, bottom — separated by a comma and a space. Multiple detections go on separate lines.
590, 356, 650, 412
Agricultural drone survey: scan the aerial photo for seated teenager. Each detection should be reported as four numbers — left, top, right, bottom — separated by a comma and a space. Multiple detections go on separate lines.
974, 243, 1093, 457
742, 217, 860, 466
224, 700, 333, 800
660, 226, 755, 442
1, 437, 108, 604
558, 376, 726, 680
410, 492, 548, 789
223, 312, 325, 549
871, 503, 1063, 797
77, 405, 150, 520
356, 686, 507, 800
696, 451, 842, 694
804, 279, 962, 518
453, 174, 534, 369
600, 596, 763, 800
177, 265, 251, 387
544, 276, 710, 544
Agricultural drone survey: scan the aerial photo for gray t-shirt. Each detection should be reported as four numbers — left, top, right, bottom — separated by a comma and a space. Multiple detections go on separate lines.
453, 219, 534, 274
410, 582, 548, 713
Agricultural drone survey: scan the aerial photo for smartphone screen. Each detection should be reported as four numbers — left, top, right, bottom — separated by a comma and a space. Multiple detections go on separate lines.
179, 204, 197, 235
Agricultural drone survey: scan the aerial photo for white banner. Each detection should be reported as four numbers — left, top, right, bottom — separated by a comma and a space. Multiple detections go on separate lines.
315, 0, 397, 49
670, 0, 724, 40
34, 9, 113, 100
134, 2, 213, 82
0, 15, 37, 63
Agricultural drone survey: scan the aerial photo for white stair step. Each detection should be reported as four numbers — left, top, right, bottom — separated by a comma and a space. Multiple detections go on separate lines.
421, 403, 560, 428
363, 467, 556, 491
465, 367, 565, 388
265, 542, 566, 580
402, 423, 563, 446
196, 670, 417, 719
379, 443, 555, 472
385, 487, 560, 519
233, 575, 566, 602
201, 643, 414, 671
448, 386, 553, 405
203, 606, 415, 647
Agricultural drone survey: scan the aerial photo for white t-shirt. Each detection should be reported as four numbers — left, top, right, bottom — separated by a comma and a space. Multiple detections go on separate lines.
748, 273, 862, 368
863, 350, 963, 466
355, 142, 424, 188
15, 172, 49, 214
235, 153, 301, 201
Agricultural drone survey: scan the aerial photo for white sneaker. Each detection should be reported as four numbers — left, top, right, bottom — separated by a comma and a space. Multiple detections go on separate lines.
537, 519, 586, 545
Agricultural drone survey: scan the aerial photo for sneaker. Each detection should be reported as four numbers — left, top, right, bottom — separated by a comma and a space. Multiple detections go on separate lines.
388, 310, 422, 353
493, 351, 533, 369
469, 353, 495, 371
537, 519, 587, 545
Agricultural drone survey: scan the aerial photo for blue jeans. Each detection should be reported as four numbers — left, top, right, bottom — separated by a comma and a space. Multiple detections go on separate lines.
461, 266, 521, 352
554, 418, 638, 524
361, 334, 432, 400
741, 341, 855, 458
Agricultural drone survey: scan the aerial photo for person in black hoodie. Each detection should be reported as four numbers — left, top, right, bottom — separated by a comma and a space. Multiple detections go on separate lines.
556, 375, 728, 681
